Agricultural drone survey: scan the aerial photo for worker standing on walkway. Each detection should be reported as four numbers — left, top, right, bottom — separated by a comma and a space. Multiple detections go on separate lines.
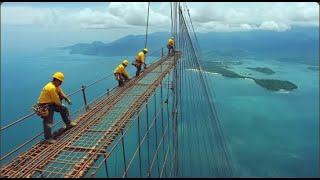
132, 48, 148, 76
167, 37, 175, 55
37, 72, 76, 144
114, 59, 131, 87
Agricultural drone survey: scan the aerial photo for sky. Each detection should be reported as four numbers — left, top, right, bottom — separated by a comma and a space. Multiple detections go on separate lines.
1, 2, 319, 48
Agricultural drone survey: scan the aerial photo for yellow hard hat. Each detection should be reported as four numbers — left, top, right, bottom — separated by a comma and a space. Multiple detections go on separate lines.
122, 59, 128, 66
143, 48, 148, 53
52, 72, 64, 82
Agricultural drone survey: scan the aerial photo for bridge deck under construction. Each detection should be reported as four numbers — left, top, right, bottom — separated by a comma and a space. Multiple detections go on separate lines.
1, 52, 181, 178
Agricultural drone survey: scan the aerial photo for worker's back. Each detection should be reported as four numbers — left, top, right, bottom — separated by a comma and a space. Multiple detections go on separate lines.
168, 38, 174, 46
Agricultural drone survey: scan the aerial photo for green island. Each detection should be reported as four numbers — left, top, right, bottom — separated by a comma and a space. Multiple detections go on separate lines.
202, 64, 298, 91
246, 67, 275, 74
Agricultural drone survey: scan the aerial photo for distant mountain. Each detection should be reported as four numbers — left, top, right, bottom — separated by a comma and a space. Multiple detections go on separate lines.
197, 26, 319, 65
62, 26, 319, 65
62, 32, 171, 56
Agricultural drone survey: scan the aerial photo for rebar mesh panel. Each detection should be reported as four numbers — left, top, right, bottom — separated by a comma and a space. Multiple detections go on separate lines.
138, 73, 161, 85
108, 106, 129, 113
70, 132, 104, 147
36, 151, 87, 178
125, 86, 149, 96
88, 125, 110, 132
153, 64, 170, 72
98, 109, 124, 123
116, 95, 139, 108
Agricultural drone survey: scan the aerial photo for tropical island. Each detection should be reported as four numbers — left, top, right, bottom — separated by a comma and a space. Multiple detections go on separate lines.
201, 62, 298, 91
246, 67, 275, 74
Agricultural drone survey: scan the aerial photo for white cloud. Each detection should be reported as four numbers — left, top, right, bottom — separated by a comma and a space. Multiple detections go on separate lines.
259, 21, 291, 31
1, 2, 319, 33
187, 2, 319, 32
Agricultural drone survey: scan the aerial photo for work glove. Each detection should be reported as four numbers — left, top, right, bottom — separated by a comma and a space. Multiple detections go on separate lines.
65, 98, 72, 105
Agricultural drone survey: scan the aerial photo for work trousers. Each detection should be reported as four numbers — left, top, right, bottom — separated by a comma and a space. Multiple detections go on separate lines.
114, 73, 128, 86
42, 104, 71, 139
167, 44, 174, 55
134, 60, 143, 77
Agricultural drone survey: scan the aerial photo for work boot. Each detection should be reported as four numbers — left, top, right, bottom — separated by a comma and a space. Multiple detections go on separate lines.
45, 138, 57, 144
67, 121, 77, 129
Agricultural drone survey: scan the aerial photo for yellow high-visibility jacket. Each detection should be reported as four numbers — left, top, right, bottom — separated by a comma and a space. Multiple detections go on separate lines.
38, 82, 67, 106
168, 38, 174, 46
113, 64, 129, 79
135, 51, 145, 64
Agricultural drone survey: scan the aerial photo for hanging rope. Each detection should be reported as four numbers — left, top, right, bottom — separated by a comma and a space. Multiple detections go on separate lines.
145, 2, 151, 48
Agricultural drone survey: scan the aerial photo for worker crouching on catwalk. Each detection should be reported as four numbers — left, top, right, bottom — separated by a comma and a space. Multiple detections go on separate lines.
114, 59, 131, 87
132, 48, 148, 76
37, 72, 76, 144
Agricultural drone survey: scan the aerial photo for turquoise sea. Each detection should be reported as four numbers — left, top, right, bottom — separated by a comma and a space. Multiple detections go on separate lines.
1, 47, 319, 177
202, 57, 319, 177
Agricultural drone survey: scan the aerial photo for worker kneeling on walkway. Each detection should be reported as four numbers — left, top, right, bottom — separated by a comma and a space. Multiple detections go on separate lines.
132, 48, 148, 76
37, 72, 76, 144
114, 59, 131, 87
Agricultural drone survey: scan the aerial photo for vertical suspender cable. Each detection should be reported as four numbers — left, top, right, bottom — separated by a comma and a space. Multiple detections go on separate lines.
170, 2, 173, 37
154, 91, 160, 176
137, 114, 142, 177
146, 99, 150, 176
121, 130, 127, 178
145, 2, 150, 48
160, 81, 166, 176
104, 157, 109, 178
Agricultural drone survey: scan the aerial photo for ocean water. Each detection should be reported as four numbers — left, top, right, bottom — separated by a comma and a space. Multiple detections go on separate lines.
1, 48, 319, 177
202, 57, 319, 177
0, 48, 156, 158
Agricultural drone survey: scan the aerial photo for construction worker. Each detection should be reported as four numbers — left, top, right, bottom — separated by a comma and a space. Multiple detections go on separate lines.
114, 59, 131, 87
167, 37, 174, 55
132, 48, 148, 76
37, 72, 76, 144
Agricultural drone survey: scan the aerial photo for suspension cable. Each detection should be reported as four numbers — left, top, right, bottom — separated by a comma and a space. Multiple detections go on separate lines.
145, 2, 150, 48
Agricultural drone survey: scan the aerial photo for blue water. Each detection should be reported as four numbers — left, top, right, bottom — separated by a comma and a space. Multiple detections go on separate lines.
203, 58, 319, 177
1, 47, 319, 177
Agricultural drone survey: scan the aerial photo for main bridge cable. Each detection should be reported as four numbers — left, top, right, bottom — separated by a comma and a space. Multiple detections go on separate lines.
181, 9, 228, 176
172, 3, 235, 177
180, 3, 235, 177
184, 3, 236, 176
179, 7, 214, 176
145, 2, 150, 49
